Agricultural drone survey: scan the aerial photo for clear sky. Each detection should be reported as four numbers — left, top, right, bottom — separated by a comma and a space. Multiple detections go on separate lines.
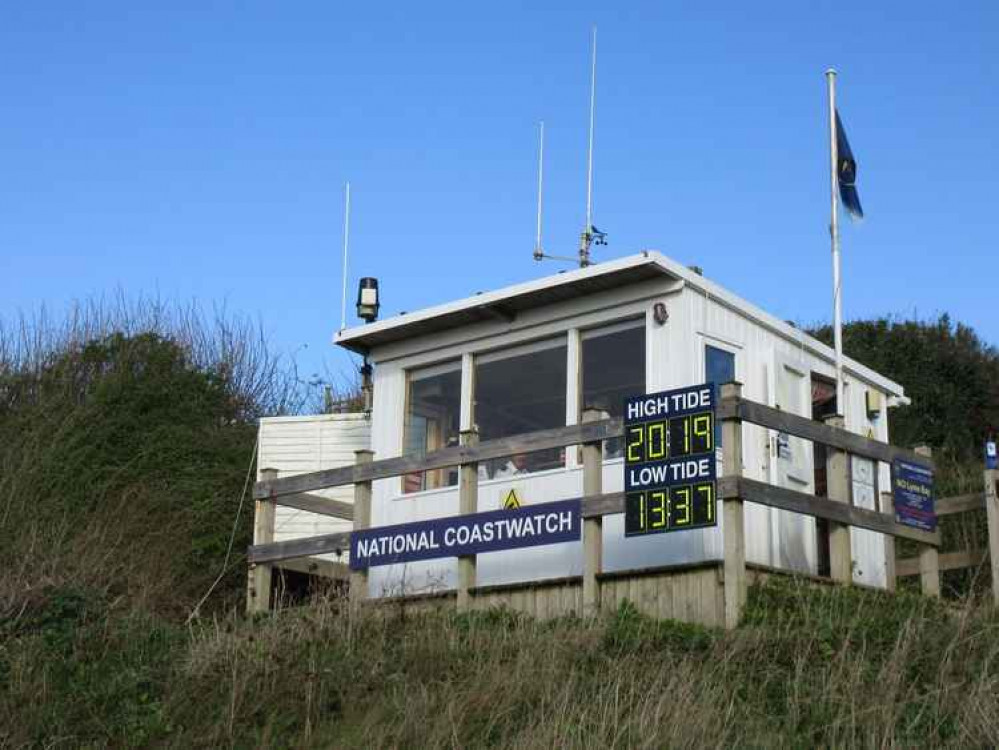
2, 3, 997, 390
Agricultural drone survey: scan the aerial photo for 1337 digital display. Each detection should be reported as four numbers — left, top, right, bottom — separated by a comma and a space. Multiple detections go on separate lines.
623, 383, 718, 536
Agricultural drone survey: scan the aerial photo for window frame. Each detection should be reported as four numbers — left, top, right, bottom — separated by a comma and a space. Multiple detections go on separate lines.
473, 334, 570, 478
580, 316, 647, 463
396, 315, 657, 498
401, 357, 463, 496
700, 335, 742, 451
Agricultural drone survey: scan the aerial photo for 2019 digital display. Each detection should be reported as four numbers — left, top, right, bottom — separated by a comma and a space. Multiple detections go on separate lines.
625, 412, 713, 463
623, 384, 719, 537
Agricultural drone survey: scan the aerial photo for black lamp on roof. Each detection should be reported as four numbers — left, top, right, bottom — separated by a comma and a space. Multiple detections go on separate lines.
356, 277, 380, 323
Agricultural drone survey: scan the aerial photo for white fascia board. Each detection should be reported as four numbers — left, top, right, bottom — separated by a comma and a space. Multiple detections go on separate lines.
641, 250, 906, 398
334, 248, 905, 400
333, 252, 663, 349
258, 413, 370, 425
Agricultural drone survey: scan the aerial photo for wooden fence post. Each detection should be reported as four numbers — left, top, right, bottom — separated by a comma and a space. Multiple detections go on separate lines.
721, 382, 746, 630
984, 468, 999, 605
914, 445, 940, 598
456, 428, 479, 613
247, 468, 277, 614
349, 450, 374, 606
824, 415, 852, 585
582, 408, 604, 616
881, 491, 896, 592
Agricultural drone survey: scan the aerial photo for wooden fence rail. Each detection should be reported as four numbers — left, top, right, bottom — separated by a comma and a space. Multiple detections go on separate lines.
248, 384, 997, 625
895, 477, 999, 603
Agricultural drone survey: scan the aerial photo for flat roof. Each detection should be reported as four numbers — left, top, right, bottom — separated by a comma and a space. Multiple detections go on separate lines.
335, 251, 905, 397
335, 253, 674, 355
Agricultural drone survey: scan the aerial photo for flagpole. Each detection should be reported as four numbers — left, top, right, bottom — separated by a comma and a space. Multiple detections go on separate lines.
826, 68, 845, 412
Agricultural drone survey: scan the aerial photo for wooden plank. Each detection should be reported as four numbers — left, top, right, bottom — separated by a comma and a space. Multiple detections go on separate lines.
896, 549, 988, 578
825, 416, 852, 585
985, 469, 999, 603
881, 491, 896, 592
718, 397, 934, 469
456, 429, 479, 613
349, 451, 373, 605
275, 492, 354, 520
937, 493, 985, 517
581, 491, 625, 518
247, 468, 278, 614
721, 382, 746, 630
701, 568, 722, 629
254, 417, 624, 499
535, 586, 550, 620
720, 476, 941, 547
250, 530, 352, 564
920, 546, 941, 597
657, 574, 674, 621
581, 409, 604, 617
914, 446, 940, 597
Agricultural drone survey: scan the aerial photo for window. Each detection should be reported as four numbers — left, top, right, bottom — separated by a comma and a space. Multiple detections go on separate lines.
582, 320, 646, 459
403, 361, 461, 493
475, 338, 567, 478
705, 344, 735, 445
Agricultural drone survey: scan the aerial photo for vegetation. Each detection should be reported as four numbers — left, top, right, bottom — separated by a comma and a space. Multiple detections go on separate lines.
811, 314, 999, 481
1, 305, 997, 747
812, 314, 999, 595
2, 580, 997, 748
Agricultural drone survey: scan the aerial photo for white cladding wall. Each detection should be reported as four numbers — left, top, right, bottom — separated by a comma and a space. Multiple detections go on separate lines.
364, 278, 893, 596
258, 414, 371, 563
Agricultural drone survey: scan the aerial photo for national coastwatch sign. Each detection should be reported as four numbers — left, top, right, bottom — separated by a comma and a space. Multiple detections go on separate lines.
623, 383, 718, 536
349, 498, 581, 570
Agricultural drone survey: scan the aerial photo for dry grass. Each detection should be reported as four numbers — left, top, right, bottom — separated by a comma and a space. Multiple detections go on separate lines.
3, 579, 997, 749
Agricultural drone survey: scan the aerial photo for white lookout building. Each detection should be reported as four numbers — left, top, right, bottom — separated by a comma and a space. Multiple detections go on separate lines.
258, 250, 906, 598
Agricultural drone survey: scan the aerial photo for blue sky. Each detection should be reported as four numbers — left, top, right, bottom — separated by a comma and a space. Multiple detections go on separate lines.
2, 2, 997, 389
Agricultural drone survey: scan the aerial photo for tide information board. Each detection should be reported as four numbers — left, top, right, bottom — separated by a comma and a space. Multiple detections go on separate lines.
623, 383, 718, 536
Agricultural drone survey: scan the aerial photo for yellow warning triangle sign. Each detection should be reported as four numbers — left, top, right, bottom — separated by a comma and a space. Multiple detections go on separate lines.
502, 488, 522, 510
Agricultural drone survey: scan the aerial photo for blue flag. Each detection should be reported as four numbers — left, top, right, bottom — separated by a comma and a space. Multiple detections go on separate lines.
835, 110, 863, 219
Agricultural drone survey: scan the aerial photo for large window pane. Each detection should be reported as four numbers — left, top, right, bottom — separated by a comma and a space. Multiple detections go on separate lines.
476, 339, 567, 478
582, 321, 646, 459
403, 361, 461, 493
705, 345, 735, 446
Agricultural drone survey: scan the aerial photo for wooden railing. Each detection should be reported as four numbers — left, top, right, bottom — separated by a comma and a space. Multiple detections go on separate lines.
895, 474, 999, 600
247, 384, 998, 625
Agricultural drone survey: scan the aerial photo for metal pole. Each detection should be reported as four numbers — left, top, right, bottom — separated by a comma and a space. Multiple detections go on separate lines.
340, 182, 351, 332
580, 26, 597, 269
826, 69, 844, 410
534, 121, 544, 260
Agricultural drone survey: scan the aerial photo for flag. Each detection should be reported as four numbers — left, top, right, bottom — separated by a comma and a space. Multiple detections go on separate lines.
835, 110, 863, 219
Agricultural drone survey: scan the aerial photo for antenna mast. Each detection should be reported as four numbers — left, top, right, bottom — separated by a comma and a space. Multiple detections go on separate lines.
339, 181, 351, 331
533, 121, 545, 260
579, 25, 598, 268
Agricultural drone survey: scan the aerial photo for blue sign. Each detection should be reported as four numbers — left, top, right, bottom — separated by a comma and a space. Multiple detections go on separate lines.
623, 383, 718, 536
349, 498, 581, 570
893, 459, 936, 532
986, 440, 997, 470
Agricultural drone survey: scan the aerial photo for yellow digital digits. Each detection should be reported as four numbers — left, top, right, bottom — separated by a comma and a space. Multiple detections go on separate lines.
673, 486, 691, 525
625, 412, 714, 465
626, 426, 644, 462
696, 483, 714, 522
627, 482, 716, 534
